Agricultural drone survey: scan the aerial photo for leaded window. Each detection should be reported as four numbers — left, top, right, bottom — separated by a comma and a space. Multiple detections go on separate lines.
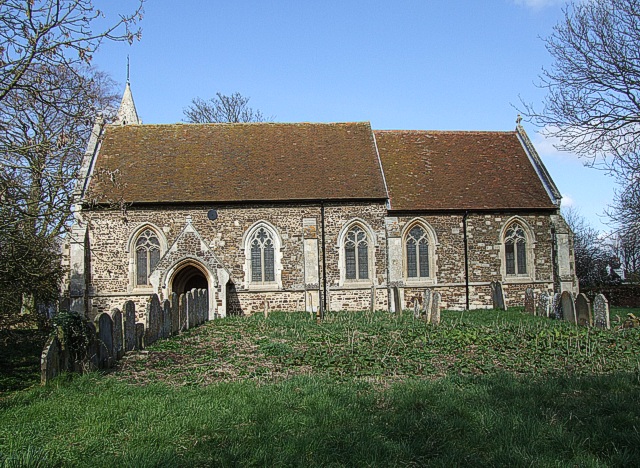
406, 225, 430, 278
135, 229, 160, 286
345, 226, 369, 280
250, 227, 275, 283
505, 224, 527, 275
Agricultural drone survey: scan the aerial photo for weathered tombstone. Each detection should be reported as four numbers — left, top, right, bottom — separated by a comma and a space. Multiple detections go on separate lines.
561, 291, 577, 325
593, 294, 610, 329
146, 294, 162, 345
41, 335, 62, 385
430, 292, 441, 325
536, 291, 551, 318
161, 299, 171, 338
135, 323, 145, 349
111, 308, 124, 360
490, 281, 507, 311
413, 296, 420, 318
170, 292, 180, 335
96, 312, 114, 369
393, 285, 402, 313
524, 287, 535, 314
187, 290, 196, 329
575, 293, 592, 327
423, 289, 433, 323
179, 293, 187, 331
123, 301, 137, 351
201, 289, 208, 323
552, 292, 563, 320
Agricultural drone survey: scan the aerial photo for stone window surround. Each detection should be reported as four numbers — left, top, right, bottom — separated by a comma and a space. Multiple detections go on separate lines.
336, 218, 377, 287
126, 223, 168, 293
499, 216, 536, 283
402, 218, 438, 286
241, 220, 283, 291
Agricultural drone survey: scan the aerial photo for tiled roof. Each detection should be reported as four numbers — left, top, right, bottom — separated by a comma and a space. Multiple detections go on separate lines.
87, 122, 388, 203
374, 130, 557, 211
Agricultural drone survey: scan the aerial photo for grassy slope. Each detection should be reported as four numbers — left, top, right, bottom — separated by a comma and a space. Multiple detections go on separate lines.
1, 309, 639, 467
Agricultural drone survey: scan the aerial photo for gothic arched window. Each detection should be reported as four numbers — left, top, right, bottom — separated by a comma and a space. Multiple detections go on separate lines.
345, 225, 369, 280
250, 227, 275, 283
406, 225, 430, 279
504, 223, 527, 275
135, 229, 160, 286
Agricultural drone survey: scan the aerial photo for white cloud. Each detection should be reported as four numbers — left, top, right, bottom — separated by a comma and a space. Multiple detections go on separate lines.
560, 194, 574, 207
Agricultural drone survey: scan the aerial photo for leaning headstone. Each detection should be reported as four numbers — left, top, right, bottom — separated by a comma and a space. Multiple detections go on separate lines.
85, 321, 99, 371
123, 301, 137, 352
536, 291, 551, 318
111, 308, 124, 360
170, 292, 180, 335
561, 291, 577, 325
552, 293, 563, 320
593, 294, 610, 329
430, 292, 442, 325
146, 294, 162, 345
96, 312, 114, 369
490, 281, 507, 311
161, 299, 171, 338
575, 293, 592, 327
524, 288, 535, 315
41, 335, 62, 385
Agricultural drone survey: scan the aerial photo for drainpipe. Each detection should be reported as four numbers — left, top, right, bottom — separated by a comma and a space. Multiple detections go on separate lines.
463, 211, 470, 310
320, 201, 327, 320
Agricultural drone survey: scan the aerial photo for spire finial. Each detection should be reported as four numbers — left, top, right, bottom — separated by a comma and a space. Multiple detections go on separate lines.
126, 55, 130, 85
516, 114, 523, 126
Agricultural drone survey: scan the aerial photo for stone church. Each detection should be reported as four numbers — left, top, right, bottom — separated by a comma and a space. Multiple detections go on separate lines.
64, 85, 577, 320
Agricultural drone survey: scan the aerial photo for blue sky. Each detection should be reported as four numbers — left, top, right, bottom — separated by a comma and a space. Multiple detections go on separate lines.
94, 0, 616, 231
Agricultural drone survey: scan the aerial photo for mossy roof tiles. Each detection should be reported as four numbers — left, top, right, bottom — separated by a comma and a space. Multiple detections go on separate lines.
87, 122, 388, 203
374, 130, 556, 211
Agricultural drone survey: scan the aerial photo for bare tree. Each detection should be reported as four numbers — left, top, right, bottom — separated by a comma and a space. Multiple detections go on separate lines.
562, 207, 618, 288
0, 1, 144, 326
0, 0, 144, 105
522, 0, 640, 242
183, 92, 271, 123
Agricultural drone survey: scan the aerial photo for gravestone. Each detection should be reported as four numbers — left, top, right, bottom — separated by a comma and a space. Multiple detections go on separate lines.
146, 294, 162, 345
84, 321, 98, 371
552, 293, 563, 320
96, 312, 114, 369
422, 289, 433, 323
111, 308, 124, 360
123, 301, 136, 351
187, 290, 196, 329
490, 281, 507, 311
393, 285, 402, 313
161, 299, 171, 338
536, 291, 551, 318
135, 323, 145, 349
575, 293, 592, 327
179, 293, 187, 331
413, 296, 420, 318
430, 292, 441, 325
199, 289, 207, 324
41, 335, 62, 384
593, 294, 610, 329
561, 291, 577, 325
170, 292, 180, 335
524, 288, 535, 315
370, 285, 376, 312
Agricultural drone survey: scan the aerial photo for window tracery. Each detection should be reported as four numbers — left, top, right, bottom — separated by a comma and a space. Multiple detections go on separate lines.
135, 229, 160, 286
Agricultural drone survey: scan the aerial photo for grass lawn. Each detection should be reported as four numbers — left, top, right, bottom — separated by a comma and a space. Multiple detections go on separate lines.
1, 308, 639, 466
